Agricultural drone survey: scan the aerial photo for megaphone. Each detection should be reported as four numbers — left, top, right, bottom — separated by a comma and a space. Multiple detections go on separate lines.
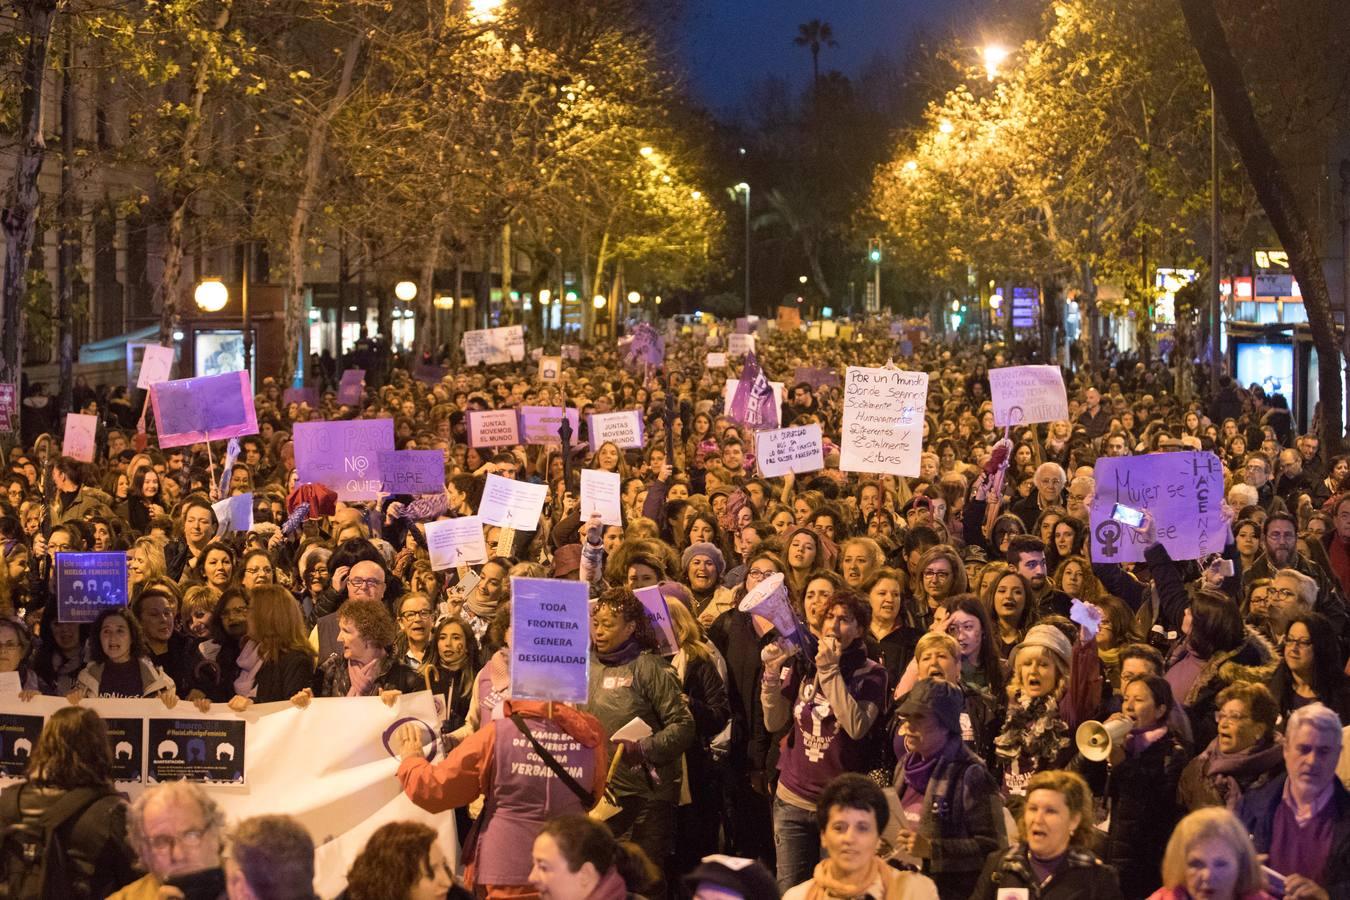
1075, 718, 1132, 762
738, 573, 802, 649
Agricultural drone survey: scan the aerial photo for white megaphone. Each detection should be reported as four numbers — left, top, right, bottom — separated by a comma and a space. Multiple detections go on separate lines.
1075, 718, 1132, 762
738, 573, 802, 649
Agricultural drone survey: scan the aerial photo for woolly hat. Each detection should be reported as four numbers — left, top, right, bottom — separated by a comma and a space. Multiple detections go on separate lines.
681, 542, 726, 578
1012, 622, 1073, 669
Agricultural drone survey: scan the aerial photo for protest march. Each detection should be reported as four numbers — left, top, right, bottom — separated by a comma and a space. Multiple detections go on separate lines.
0, 316, 1349, 900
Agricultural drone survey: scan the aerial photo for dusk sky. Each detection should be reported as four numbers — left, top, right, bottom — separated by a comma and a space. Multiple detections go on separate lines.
674, 0, 963, 114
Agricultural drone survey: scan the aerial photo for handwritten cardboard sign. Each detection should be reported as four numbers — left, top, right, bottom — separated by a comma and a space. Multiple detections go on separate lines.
463, 325, 525, 366
136, 345, 176, 390
56, 552, 128, 624
580, 468, 623, 526
213, 492, 254, 534
706, 352, 727, 369
840, 366, 928, 477
377, 450, 445, 495
587, 410, 644, 452
293, 419, 394, 501
728, 333, 755, 357
62, 413, 98, 463
519, 406, 580, 445
425, 516, 488, 570
150, 371, 258, 448
756, 424, 825, 478
562, 344, 581, 361
988, 365, 1069, 427
467, 409, 521, 448
1089, 451, 1226, 563
478, 473, 547, 532
510, 578, 590, 703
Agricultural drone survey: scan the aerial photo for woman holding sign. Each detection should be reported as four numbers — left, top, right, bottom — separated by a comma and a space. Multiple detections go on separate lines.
584, 588, 695, 895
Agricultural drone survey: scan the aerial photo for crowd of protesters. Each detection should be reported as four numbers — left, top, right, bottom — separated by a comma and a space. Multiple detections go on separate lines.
1, 318, 1350, 900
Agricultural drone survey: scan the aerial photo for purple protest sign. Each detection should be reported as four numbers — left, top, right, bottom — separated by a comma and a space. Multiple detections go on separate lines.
377, 450, 446, 495
293, 419, 394, 500
623, 323, 664, 367
336, 369, 365, 406
0, 383, 15, 431
510, 577, 590, 703
150, 371, 258, 448
283, 386, 320, 407
518, 406, 580, 445
728, 352, 780, 430
793, 366, 841, 389
587, 410, 644, 451
412, 365, 448, 385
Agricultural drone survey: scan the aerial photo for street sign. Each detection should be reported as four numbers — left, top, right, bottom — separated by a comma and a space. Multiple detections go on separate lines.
1254, 274, 1294, 297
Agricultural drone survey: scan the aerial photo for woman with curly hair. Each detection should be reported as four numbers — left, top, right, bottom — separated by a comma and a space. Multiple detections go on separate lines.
582, 588, 695, 894
342, 821, 453, 900
297, 599, 421, 704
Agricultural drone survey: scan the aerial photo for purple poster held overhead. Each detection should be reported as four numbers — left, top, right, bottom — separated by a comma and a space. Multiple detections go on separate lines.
518, 406, 580, 445
336, 369, 365, 406
283, 387, 320, 407
293, 419, 394, 500
377, 450, 446, 495
150, 371, 258, 448
510, 577, 590, 704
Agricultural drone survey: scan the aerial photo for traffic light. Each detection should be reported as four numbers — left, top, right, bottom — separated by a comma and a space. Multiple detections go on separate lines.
867, 237, 882, 264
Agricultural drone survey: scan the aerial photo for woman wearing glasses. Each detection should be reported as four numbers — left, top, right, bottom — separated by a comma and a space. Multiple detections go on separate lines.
1179, 682, 1283, 812
1267, 610, 1350, 724
911, 545, 967, 633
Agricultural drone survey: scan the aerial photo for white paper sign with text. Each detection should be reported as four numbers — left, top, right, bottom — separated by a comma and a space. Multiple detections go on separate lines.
587, 410, 644, 451
478, 473, 548, 532
756, 424, 825, 477
425, 516, 489, 569
988, 365, 1069, 427
580, 468, 623, 525
136, 345, 176, 389
840, 367, 928, 477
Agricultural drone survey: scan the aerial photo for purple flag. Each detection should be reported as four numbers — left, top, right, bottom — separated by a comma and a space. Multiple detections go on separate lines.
336, 369, 365, 406
624, 323, 664, 367
150, 371, 258, 448
281, 503, 310, 536
401, 494, 449, 522
729, 352, 780, 430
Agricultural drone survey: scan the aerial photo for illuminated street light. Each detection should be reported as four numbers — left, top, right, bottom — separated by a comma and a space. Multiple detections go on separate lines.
592, 294, 607, 309
395, 280, 418, 301
627, 291, 641, 305
654, 295, 662, 305
903, 160, 918, 172
799, 275, 808, 284
538, 289, 552, 306
983, 44, 1011, 81
194, 278, 228, 312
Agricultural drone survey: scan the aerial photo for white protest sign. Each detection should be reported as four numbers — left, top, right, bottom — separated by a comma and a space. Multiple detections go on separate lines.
634, 586, 678, 656
425, 516, 489, 569
212, 493, 253, 534
478, 473, 548, 532
467, 409, 521, 448
988, 365, 1069, 427
539, 356, 562, 382
579, 468, 623, 526
706, 352, 728, 369
62, 413, 98, 462
136, 344, 176, 389
820, 321, 838, 338
1089, 451, 1226, 563
722, 379, 785, 415
588, 410, 644, 451
462, 325, 525, 365
756, 424, 825, 477
839, 366, 928, 477
728, 333, 755, 357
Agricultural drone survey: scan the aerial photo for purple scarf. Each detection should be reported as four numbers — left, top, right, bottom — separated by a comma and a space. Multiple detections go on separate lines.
901, 750, 942, 796
1200, 736, 1285, 809
596, 637, 643, 667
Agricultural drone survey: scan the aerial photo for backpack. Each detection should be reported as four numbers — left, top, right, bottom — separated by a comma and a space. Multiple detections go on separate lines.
0, 784, 122, 900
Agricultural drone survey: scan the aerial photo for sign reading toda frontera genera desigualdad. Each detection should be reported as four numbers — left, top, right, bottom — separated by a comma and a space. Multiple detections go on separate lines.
988, 364, 1069, 427
1089, 450, 1226, 564
840, 366, 928, 477
510, 577, 590, 704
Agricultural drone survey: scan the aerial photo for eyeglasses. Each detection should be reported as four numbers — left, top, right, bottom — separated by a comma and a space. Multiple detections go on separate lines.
0, 641, 21, 652
1270, 588, 1299, 600
746, 568, 776, 581
348, 577, 385, 590
244, 567, 272, 576
947, 621, 979, 636
1284, 637, 1314, 650
400, 609, 434, 622
1214, 711, 1251, 724
147, 827, 209, 854
922, 569, 952, 581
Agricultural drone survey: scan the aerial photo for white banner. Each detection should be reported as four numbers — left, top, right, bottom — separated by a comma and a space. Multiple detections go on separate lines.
0, 694, 453, 898
462, 325, 525, 365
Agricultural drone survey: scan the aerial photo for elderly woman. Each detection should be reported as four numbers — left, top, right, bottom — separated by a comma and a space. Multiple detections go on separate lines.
297, 599, 421, 703
1148, 806, 1276, 900
970, 769, 1124, 900
992, 624, 1081, 796
1179, 682, 1284, 812
839, 536, 885, 590
681, 542, 735, 626
888, 679, 1006, 899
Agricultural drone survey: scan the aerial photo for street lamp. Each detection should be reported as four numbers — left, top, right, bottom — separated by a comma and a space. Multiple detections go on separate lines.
395, 280, 418, 301
734, 182, 751, 316
627, 291, 641, 305
982, 44, 1011, 81
194, 278, 228, 313
538, 289, 551, 305
592, 294, 607, 309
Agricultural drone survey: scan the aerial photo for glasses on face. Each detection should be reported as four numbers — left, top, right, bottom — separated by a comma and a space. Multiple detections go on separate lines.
400, 609, 434, 622
1214, 711, 1251, 724
1271, 588, 1298, 601
1284, 637, 1314, 650
244, 566, 272, 577
348, 577, 384, 590
0, 641, 21, 652
147, 827, 209, 854
922, 569, 952, 581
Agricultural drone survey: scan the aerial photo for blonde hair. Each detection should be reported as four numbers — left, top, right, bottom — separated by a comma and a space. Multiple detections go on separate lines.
1160, 807, 1265, 893
247, 584, 315, 663
664, 596, 712, 665
913, 630, 960, 661
130, 537, 168, 584
1024, 770, 1096, 849
1007, 645, 1068, 700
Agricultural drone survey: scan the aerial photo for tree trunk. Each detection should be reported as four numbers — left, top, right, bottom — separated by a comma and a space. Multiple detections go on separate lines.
1, 0, 62, 433
1179, 0, 1344, 457
282, 32, 363, 385
56, 32, 78, 423
155, 1, 232, 344
414, 221, 443, 359
500, 222, 513, 326
589, 229, 610, 343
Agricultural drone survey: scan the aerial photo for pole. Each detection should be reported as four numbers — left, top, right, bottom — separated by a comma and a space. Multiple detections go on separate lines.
873, 258, 881, 315
743, 186, 751, 316
1209, 86, 1221, 394
242, 239, 253, 375
1340, 159, 1350, 421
